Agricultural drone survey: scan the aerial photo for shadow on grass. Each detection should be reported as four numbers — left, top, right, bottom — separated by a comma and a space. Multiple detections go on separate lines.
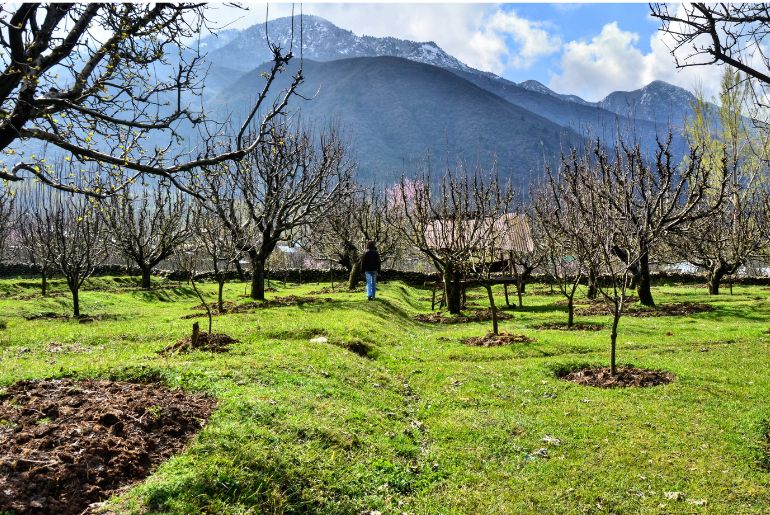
133, 287, 197, 302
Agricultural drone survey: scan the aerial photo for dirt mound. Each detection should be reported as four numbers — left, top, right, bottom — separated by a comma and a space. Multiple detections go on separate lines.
182, 297, 334, 319
531, 322, 604, 331
461, 332, 534, 347
190, 301, 238, 312
575, 302, 713, 317
558, 366, 675, 388
414, 309, 512, 324
161, 332, 238, 355
0, 379, 215, 515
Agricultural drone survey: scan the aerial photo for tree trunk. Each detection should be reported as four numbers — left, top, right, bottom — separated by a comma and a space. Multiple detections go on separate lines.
191, 321, 200, 349
636, 251, 654, 307
348, 260, 361, 290
217, 277, 225, 312
484, 284, 498, 335
567, 297, 574, 328
70, 283, 80, 318
516, 278, 524, 308
141, 266, 152, 290
444, 266, 462, 315
504, 283, 510, 306
41, 267, 47, 297
251, 258, 266, 300
587, 267, 597, 300
610, 308, 620, 376
708, 267, 726, 295
234, 259, 246, 282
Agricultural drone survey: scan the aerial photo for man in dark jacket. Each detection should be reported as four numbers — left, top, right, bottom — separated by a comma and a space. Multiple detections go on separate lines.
361, 240, 381, 300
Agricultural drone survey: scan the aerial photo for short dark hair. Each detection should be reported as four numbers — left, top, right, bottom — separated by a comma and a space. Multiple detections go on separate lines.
366, 240, 376, 250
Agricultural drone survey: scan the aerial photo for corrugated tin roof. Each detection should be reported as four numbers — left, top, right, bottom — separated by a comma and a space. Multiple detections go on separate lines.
424, 213, 533, 254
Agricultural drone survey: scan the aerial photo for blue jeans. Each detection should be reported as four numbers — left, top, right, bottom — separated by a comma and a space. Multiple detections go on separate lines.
365, 271, 377, 299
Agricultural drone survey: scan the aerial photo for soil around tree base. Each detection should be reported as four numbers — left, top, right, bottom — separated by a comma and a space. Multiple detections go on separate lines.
461, 332, 534, 347
558, 366, 675, 388
531, 322, 604, 331
0, 379, 215, 515
161, 332, 238, 355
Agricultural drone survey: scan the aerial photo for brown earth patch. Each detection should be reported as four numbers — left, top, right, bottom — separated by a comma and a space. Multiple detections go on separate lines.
461, 332, 534, 347
160, 332, 238, 355
574, 302, 713, 317
531, 322, 604, 331
414, 309, 513, 324
0, 378, 215, 515
559, 366, 675, 388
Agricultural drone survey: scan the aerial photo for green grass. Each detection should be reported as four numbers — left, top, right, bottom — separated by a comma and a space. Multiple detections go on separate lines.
1, 275, 769, 513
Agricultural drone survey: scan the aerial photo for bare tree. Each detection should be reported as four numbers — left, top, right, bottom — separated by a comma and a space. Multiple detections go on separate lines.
14, 186, 51, 294
29, 188, 105, 316
533, 175, 591, 328
0, 4, 303, 196
388, 166, 514, 315
505, 203, 542, 307
0, 183, 13, 262
201, 120, 353, 300
550, 139, 723, 374
602, 137, 728, 307
306, 184, 399, 289
102, 179, 190, 289
651, 4, 770, 97
193, 201, 240, 312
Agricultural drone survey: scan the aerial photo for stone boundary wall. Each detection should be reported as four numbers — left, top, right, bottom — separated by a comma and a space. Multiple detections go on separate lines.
2, 262, 770, 287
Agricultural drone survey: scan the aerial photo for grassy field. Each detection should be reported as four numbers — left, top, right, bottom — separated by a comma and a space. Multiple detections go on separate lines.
1, 275, 769, 514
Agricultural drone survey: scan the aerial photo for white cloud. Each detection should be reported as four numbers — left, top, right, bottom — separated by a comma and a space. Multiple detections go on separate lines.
485, 10, 562, 69
549, 20, 722, 102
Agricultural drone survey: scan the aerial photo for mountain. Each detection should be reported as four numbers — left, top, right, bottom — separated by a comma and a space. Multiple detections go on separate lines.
212, 57, 583, 188
598, 80, 697, 128
203, 15, 482, 79
518, 80, 593, 107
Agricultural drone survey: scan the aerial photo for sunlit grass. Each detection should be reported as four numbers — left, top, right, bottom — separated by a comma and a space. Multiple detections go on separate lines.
1, 275, 769, 513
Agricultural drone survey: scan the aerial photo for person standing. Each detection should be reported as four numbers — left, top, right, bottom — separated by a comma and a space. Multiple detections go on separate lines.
361, 240, 381, 300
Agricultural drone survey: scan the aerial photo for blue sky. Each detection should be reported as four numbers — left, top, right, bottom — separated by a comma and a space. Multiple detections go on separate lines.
210, 3, 720, 102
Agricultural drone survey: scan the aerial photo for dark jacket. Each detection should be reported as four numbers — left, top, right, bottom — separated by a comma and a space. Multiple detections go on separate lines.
361, 249, 381, 273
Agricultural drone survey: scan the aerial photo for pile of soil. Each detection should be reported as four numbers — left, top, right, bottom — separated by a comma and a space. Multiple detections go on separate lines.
190, 301, 238, 312
0, 379, 215, 514
414, 309, 512, 324
531, 322, 604, 331
575, 302, 713, 317
559, 366, 675, 388
461, 332, 534, 347
160, 332, 238, 355
23, 312, 70, 321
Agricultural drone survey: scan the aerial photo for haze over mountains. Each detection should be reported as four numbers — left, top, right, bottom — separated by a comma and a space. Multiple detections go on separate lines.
197, 15, 702, 186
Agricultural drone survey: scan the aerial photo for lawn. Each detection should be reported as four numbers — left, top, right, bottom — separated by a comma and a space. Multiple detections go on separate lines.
1, 275, 769, 514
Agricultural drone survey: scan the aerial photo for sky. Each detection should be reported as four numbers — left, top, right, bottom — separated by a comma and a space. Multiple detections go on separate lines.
204, 2, 723, 103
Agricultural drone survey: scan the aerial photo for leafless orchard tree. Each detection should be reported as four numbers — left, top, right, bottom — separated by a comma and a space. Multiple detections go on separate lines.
533, 170, 594, 328
306, 184, 399, 289
388, 166, 514, 315
192, 201, 241, 312
101, 179, 191, 289
0, 4, 303, 196
505, 202, 543, 307
0, 183, 13, 262
601, 137, 728, 307
550, 139, 724, 375
199, 120, 353, 300
28, 186, 106, 316
14, 186, 52, 294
